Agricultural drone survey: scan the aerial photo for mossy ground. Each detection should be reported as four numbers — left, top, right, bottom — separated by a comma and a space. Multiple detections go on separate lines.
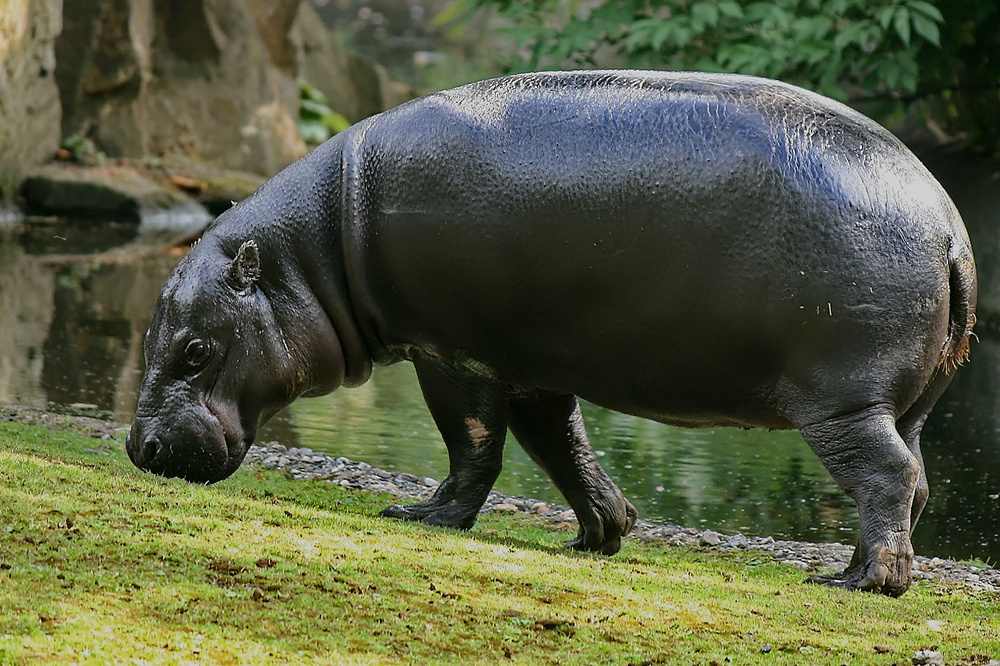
1, 419, 998, 665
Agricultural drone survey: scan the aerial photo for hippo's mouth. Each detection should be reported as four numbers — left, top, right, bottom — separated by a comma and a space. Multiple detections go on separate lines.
204, 402, 255, 482
127, 400, 254, 484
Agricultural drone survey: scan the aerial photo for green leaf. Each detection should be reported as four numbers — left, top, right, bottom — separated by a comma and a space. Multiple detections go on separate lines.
718, 43, 774, 75
690, 2, 720, 31
791, 16, 832, 41
877, 7, 896, 31
297, 77, 330, 105
906, 0, 944, 23
717, 1, 743, 19
878, 58, 902, 90
893, 7, 911, 45
321, 112, 352, 134
832, 20, 875, 50
298, 118, 330, 145
897, 49, 921, 92
911, 13, 940, 47
300, 99, 332, 116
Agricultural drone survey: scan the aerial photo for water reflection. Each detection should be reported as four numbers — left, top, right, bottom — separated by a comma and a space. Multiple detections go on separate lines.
921, 336, 1000, 561
0, 219, 179, 414
0, 216, 997, 561
269, 363, 860, 544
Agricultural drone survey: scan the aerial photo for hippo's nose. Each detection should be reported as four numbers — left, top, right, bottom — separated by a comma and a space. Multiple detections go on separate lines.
126, 428, 164, 469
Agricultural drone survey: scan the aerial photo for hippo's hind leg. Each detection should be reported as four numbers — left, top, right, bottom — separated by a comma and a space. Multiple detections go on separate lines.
508, 393, 637, 555
894, 364, 959, 532
799, 406, 919, 596
381, 359, 507, 530
896, 413, 930, 531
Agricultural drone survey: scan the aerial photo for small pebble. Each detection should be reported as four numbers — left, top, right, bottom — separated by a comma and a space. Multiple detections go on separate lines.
724, 534, 748, 549
699, 530, 723, 546
912, 649, 944, 665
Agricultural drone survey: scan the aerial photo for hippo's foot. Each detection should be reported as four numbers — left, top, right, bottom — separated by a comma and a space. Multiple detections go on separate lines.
380, 478, 485, 531
565, 497, 639, 556
806, 540, 912, 597
380, 499, 481, 530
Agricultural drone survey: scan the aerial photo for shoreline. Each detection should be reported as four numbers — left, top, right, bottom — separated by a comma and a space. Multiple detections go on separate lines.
249, 440, 999, 593
4, 403, 998, 593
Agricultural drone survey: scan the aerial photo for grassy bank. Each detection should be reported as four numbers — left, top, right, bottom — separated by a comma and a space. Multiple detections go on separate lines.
1, 418, 998, 665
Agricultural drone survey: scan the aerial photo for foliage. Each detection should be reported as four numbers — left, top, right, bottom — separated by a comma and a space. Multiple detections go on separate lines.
2, 418, 1000, 664
473, 0, 942, 100
59, 135, 106, 166
297, 78, 352, 147
915, 3, 1000, 149
457, 0, 1000, 150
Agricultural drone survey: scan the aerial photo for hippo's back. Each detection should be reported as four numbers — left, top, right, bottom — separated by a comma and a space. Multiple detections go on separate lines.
340, 71, 969, 428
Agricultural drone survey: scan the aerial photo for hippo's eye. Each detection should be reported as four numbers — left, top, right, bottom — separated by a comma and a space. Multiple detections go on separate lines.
184, 338, 211, 369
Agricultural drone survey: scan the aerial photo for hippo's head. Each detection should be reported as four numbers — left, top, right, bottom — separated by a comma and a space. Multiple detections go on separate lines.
126, 237, 346, 483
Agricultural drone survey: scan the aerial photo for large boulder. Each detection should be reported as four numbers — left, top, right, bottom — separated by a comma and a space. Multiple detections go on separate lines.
52, 0, 412, 179
21, 161, 211, 233
55, 0, 308, 177
0, 0, 62, 201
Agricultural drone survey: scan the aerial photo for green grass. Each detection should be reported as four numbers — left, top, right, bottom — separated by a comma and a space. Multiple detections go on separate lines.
1, 420, 998, 665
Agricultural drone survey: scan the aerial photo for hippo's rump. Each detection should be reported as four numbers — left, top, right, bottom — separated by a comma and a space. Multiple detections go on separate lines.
339, 71, 965, 428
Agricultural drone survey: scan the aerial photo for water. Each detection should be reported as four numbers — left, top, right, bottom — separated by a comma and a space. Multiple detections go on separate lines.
271, 363, 859, 544
2, 216, 998, 562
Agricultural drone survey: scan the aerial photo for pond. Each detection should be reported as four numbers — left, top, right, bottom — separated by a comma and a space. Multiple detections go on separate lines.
2, 203, 998, 564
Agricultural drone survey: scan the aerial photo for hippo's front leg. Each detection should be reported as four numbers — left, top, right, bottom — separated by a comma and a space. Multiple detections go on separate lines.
381, 359, 508, 530
509, 393, 638, 555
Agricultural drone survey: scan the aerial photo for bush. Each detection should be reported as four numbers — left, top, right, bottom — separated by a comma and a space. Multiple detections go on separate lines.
458, 0, 1000, 151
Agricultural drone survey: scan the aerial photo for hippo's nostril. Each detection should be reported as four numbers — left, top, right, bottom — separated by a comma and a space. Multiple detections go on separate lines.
142, 435, 163, 466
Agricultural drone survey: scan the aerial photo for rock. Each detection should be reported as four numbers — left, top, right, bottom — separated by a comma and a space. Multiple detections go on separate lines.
724, 534, 749, 549
531, 502, 551, 515
156, 155, 265, 215
3, 0, 414, 209
0, 0, 62, 201
493, 503, 519, 513
912, 649, 944, 665
699, 530, 723, 546
55, 0, 306, 177
21, 162, 211, 237
49, 0, 414, 180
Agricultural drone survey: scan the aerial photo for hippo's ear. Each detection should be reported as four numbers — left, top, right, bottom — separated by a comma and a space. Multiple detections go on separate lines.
227, 240, 261, 291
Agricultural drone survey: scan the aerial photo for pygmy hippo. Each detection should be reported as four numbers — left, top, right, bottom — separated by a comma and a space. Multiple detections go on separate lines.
127, 70, 976, 597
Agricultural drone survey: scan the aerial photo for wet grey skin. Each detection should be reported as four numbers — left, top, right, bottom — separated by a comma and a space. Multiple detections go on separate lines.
127, 70, 976, 596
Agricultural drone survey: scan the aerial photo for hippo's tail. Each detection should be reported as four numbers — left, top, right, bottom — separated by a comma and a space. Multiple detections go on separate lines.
940, 242, 977, 374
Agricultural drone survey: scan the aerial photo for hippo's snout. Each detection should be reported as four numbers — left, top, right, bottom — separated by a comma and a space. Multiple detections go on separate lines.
126, 428, 164, 470
127, 409, 246, 484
